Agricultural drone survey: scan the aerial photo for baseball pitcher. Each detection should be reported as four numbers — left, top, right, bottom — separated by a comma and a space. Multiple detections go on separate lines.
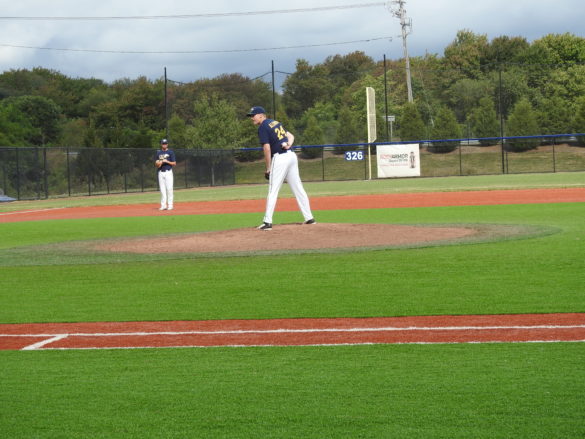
247, 106, 315, 230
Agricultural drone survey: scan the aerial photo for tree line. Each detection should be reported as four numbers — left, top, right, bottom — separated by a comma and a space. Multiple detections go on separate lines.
1, 30, 585, 154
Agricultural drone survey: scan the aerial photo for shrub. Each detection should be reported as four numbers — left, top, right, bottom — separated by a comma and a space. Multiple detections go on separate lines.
430, 107, 462, 153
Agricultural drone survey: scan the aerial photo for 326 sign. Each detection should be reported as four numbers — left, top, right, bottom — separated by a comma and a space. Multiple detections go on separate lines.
344, 151, 364, 161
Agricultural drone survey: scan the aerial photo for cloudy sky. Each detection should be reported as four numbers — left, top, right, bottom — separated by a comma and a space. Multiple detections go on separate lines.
0, 0, 582, 85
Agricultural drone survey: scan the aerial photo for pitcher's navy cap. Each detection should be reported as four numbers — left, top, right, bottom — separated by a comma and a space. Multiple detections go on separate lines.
160, 138, 168, 144
246, 106, 266, 116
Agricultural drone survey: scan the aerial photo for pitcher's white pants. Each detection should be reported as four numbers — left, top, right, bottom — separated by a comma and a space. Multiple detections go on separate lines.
264, 150, 313, 224
158, 170, 174, 209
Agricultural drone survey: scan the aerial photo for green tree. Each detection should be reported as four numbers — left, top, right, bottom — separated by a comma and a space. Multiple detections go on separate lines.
519, 34, 585, 92
60, 118, 88, 147
282, 59, 335, 119
300, 114, 323, 158
5, 95, 62, 145
83, 125, 103, 148
430, 106, 462, 152
469, 97, 500, 145
531, 33, 585, 64
187, 93, 242, 149
167, 115, 188, 148
398, 102, 426, 141
184, 73, 273, 121
483, 35, 530, 67
0, 102, 37, 146
541, 65, 585, 102
446, 78, 493, 121
322, 51, 375, 90
536, 96, 574, 137
571, 97, 585, 146
300, 102, 337, 144
506, 98, 540, 151
334, 106, 361, 153
490, 67, 531, 119
116, 77, 164, 129
443, 30, 489, 81
346, 75, 390, 142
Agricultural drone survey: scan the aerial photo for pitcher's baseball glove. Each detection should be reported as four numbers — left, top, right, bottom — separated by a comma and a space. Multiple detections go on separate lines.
264, 171, 270, 180
155, 160, 163, 168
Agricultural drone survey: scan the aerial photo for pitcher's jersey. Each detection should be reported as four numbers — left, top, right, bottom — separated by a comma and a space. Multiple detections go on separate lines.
258, 118, 289, 156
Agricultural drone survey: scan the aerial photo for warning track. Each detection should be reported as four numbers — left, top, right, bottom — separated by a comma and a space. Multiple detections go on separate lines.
1, 313, 584, 351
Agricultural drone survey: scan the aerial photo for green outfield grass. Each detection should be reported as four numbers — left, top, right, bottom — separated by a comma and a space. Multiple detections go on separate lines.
1, 173, 584, 438
2, 344, 583, 439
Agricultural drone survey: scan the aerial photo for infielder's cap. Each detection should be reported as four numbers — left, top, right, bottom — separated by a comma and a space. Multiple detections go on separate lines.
160, 138, 168, 144
246, 106, 266, 116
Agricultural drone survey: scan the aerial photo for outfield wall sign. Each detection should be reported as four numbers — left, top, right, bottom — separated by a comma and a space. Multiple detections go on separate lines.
344, 151, 364, 161
376, 144, 421, 178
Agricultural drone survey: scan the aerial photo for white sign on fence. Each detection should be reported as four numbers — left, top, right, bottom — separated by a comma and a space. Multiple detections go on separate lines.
376, 144, 421, 178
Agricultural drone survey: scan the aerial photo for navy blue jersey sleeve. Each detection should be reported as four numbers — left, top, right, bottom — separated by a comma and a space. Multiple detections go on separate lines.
257, 122, 273, 145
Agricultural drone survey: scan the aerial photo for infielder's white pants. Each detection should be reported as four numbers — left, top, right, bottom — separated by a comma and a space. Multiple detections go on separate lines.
158, 170, 174, 208
264, 150, 313, 224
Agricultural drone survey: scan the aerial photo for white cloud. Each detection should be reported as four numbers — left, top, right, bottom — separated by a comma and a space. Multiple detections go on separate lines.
0, 0, 582, 83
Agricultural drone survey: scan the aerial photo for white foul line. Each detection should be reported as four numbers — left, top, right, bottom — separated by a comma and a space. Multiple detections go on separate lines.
32, 339, 585, 351
21, 334, 69, 350
0, 207, 67, 217
3, 324, 584, 338
4, 323, 585, 350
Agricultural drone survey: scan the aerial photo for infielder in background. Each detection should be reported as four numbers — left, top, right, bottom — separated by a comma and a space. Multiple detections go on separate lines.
155, 138, 176, 211
247, 106, 315, 230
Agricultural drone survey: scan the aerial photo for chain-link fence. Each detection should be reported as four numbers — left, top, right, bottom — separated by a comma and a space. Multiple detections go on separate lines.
0, 147, 234, 200
1, 134, 583, 201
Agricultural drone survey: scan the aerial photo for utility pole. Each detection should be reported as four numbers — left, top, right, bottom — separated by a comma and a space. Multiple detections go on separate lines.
388, 1, 413, 102
164, 67, 169, 138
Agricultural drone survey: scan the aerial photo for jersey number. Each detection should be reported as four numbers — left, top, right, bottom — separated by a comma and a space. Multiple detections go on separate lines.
275, 126, 286, 140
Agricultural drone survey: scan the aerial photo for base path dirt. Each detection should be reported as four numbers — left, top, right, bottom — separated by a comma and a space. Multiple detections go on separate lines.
2, 187, 585, 223
1, 313, 584, 351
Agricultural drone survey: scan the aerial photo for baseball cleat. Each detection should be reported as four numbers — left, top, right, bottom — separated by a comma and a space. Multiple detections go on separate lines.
303, 218, 316, 224
167, 206, 174, 210
159, 207, 167, 211
257, 222, 272, 230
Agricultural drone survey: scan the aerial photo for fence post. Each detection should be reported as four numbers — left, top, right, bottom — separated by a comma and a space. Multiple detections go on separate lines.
140, 163, 144, 192
43, 148, 48, 199
498, 69, 506, 174
552, 137, 557, 173
105, 150, 110, 194
35, 147, 41, 199
321, 147, 325, 181
66, 147, 71, 196
16, 148, 21, 200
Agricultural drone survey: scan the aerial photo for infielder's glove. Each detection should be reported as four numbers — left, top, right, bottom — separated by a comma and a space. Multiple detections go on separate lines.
264, 171, 270, 180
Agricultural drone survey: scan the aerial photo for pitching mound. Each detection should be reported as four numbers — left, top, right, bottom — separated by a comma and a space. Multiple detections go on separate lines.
97, 223, 486, 254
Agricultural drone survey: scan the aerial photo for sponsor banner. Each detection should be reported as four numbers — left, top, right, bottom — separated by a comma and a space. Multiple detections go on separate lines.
376, 144, 420, 178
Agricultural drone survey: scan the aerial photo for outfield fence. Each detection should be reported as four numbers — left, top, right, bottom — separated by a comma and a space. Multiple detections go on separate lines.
0, 134, 584, 200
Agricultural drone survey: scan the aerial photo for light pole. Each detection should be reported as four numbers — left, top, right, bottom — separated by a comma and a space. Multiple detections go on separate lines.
388, 1, 413, 103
